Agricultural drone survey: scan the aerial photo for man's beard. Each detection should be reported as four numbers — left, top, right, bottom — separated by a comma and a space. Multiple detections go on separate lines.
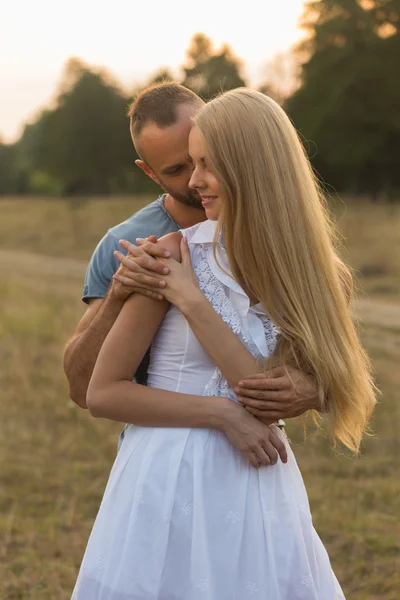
162, 183, 203, 209
174, 189, 203, 209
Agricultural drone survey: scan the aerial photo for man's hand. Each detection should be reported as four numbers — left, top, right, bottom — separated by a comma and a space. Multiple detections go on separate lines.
235, 366, 321, 421
112, 236, 170, 301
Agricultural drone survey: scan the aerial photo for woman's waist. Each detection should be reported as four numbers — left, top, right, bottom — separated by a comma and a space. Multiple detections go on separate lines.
146, 369, 215, 395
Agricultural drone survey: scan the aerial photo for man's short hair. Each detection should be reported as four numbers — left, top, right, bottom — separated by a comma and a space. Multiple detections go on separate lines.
128, 82, 204, 144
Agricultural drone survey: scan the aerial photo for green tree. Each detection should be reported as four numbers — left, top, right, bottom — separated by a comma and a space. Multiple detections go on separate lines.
36, 58, 135, 194
182, 33, 246, 100
287, 0, 400, 196
0, 143, 19, 194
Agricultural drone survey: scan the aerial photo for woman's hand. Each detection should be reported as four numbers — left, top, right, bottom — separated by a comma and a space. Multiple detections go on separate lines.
112, 236, 171, 301
220, 401, 288, 468
115, 236, 202, 309
151, 237, 201, 307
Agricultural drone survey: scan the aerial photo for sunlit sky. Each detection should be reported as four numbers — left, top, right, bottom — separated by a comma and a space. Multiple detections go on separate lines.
1, 0, 307, 142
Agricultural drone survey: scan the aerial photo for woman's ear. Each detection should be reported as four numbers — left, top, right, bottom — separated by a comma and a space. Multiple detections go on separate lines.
135, 160, 161, 185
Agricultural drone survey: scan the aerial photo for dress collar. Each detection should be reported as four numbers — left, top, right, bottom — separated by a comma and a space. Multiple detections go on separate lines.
189, 220, 270, 358
190, 219, 219, 244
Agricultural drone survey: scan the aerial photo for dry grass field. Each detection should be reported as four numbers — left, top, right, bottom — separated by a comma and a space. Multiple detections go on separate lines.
0, 195, 399, 599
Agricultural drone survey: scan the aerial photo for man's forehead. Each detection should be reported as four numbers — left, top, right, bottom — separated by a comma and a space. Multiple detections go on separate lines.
139, 120, 191, 170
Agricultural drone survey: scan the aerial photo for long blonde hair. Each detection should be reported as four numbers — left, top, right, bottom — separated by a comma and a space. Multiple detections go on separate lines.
193, 88, 377, 453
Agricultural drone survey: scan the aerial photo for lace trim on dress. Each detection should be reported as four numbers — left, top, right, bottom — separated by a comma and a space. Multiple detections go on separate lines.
192, 243, 278, 399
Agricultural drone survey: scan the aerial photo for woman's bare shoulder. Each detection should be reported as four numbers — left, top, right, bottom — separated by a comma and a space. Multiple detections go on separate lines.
158, 231, 183, 262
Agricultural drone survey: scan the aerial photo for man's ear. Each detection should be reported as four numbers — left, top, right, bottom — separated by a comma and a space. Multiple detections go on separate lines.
135, 159, 161, 185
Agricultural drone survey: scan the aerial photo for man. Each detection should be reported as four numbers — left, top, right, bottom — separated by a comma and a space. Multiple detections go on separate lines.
63, 82, 319, 423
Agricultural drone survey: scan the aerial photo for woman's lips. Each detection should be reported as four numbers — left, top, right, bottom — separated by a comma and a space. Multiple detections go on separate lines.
201, 196, 217, 207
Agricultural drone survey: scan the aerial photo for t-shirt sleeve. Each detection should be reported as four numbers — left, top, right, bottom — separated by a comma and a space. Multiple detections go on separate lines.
82, 231, 121, 303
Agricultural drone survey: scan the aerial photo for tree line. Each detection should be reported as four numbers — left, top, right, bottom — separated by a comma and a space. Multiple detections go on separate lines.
1, 0, 399, 199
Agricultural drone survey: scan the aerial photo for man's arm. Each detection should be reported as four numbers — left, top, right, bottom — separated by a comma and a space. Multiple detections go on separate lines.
63, 234, 170, 408
63, 288, 125, 408
235, 368, 321, 421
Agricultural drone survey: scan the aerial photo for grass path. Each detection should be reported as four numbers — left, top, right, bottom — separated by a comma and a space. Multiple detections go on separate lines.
1, 248, 399, 334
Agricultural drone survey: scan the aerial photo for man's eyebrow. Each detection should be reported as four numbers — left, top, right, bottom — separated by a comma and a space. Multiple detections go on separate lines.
161, 163, 185, 174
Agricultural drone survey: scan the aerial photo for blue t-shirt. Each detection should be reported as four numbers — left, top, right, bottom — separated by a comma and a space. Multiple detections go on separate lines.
83, 194, 180, 302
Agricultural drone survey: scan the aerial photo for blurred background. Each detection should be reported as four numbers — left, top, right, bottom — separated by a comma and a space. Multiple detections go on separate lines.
0, 1, 399, 598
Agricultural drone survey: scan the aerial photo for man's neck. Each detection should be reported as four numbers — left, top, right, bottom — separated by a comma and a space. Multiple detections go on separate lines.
164, 194, 207, 229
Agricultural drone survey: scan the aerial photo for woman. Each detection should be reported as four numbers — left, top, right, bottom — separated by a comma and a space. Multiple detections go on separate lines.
71, 89, 376, 599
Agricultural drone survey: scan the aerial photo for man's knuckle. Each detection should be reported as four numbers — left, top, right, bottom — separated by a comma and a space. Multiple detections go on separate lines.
136, 257, 147, 268
126, 261, 136, 272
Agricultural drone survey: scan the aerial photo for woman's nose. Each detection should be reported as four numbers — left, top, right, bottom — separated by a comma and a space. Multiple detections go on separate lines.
189, 167, 205, 190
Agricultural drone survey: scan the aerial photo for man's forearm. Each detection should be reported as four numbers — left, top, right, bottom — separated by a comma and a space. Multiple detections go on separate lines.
63, 287, 126, 408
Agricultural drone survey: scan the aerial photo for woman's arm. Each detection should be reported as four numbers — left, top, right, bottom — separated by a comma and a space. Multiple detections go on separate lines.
114, 234, 262, 390
115, 236, 320, 423
181, 291, 262, 388
87, 232, 233, 426
86, 279, 231, 428
86, 290, 287, 467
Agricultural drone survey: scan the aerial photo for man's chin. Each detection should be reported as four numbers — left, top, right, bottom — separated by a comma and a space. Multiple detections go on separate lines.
175, 192, 204, 210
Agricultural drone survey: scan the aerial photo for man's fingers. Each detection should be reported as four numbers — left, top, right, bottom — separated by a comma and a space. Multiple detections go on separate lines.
135, 238, 171, 258
237, 388, 287, 402
130, 287, 165, 301
114, 252, 143, 272
115, 256, 167, 287
237, 376, 288, 392
267, 366, 287, 378
115, 248, 169, 276
239, 367, 286, 381
119, 238, 171, 259
131, 254, 169, 275
246, 408, 282, 421
115, 271, 166, 289
114, 278, 164, 300
240, 398, 284, 411
118, 239, 139, 255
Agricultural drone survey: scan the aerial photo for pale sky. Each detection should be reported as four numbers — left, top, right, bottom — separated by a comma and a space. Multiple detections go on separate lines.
1, 0, 307, 143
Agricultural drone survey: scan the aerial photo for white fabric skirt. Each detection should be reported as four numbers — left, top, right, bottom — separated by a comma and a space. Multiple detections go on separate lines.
71, 424, 345, 600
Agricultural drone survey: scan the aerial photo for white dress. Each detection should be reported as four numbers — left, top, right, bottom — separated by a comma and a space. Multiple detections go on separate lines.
71, 219, 345, 600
